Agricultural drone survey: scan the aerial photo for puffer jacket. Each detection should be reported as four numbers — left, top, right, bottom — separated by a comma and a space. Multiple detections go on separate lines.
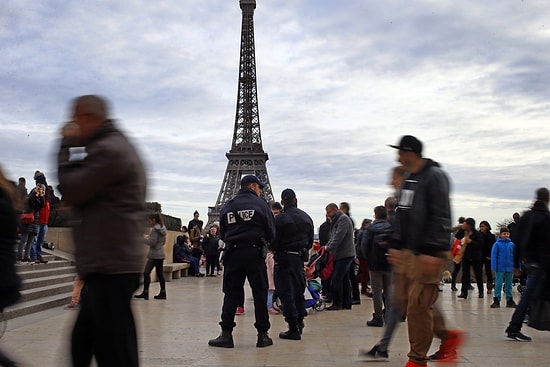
145, 224, 167, 260
491, 237, 515, 272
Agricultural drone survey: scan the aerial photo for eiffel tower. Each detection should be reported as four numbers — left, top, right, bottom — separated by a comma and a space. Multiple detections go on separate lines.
207, 0, 274, 227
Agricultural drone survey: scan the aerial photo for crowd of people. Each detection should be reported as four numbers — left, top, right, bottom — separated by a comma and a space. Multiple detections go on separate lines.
1, 95, 548, 367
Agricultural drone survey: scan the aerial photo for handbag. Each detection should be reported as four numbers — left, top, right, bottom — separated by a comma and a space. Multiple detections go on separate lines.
528, 269, 550, 331
20, 212, 34, 224
528, 299, 550, 331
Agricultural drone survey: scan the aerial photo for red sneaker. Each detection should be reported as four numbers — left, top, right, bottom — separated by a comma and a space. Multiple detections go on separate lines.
404, 361, 427, 367
429, 330, 466, 362
235, 306, 245, 315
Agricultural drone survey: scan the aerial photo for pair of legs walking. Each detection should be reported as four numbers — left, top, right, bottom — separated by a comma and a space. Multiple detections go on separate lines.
71, 273, 140, 367
389, 250, 464, 366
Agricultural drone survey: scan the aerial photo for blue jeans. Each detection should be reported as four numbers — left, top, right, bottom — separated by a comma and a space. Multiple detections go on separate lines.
331, 256, 354, 308
31, 224, 48, 259
509, 264, 543, 331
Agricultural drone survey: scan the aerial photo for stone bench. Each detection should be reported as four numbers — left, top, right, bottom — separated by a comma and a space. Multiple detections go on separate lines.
163, 262, 190, 281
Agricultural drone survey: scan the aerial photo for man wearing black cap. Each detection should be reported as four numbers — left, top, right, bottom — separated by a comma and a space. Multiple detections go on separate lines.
209, 175, 276, 348
271, 188, 314, 340
387, 135, 464, 367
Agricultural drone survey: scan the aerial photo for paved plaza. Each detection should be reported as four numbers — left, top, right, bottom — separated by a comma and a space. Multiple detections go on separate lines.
1, 275, 548, 366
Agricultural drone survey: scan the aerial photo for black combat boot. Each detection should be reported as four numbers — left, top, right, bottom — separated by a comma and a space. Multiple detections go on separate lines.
366, 313, 384, 327
154, 290, 167, 299
134, 290, 149, 300
256, 331, 273, 347
297, 319, 305, 335
490, 297, 500, 308
279, 322, 301, 340
208, 330, 234, 348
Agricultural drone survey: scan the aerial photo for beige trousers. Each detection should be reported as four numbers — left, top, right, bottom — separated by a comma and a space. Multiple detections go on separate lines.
393, 250, 450, 365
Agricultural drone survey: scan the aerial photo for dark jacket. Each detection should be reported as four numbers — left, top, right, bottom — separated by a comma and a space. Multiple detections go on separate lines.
21, 190, 45, 234
516, 200, 550, 268
393, 159, 452, 256
481, 231, 496, 260
174, 236, 193, 262
202, 234, 221, 256
57, 120, 147, 277
355, 227, 368, 260
318, 220, 331, 247
219, 188, 275, 246
362, 219, 392, 271
0, 188, 22, 309
271, 203, 314, 253
462, 229, 484, 261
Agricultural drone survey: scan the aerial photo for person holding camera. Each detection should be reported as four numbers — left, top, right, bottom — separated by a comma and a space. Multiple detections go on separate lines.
271, 188, 314, 340
17, 183, 45, 263
208, 175, 276, 349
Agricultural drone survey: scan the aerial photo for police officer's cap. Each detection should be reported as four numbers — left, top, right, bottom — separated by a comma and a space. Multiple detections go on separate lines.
281, 188, 296, 201
241, 175, 265, 188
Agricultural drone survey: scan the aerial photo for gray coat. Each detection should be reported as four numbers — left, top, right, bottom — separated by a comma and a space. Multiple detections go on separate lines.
326, 211, 356, 261
145, 224, 167, 260
57, 120, 147, 277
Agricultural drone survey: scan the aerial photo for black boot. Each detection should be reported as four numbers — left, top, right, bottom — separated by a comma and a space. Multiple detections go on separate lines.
208, 330, 234, 348
154, 290, 167, 300
297, 320, 304, 335
490, 297, 500, 308
134, 290, 149, 300
279, 322, 301, 340
366, 313, 384, 327
256, 332, 273, 347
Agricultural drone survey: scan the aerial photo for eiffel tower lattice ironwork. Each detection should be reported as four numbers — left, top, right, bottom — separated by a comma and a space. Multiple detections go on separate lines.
207, 0, 274, 227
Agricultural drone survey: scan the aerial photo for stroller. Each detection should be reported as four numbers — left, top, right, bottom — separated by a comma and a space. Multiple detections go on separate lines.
305, 279, 326, 312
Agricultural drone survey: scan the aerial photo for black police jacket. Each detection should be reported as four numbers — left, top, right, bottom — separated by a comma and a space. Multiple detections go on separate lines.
219, 188, 276, 246
272, 204, 314, 253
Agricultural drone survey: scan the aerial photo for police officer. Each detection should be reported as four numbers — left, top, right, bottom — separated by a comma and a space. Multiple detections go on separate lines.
271, 188, 314, 340
208, 175, 276, 348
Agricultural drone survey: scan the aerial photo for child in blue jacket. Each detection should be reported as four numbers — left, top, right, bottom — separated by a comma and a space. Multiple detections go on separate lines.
490, 228, 516, 308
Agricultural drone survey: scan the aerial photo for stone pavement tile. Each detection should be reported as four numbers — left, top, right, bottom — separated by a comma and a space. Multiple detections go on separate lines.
1, 279, 549, 366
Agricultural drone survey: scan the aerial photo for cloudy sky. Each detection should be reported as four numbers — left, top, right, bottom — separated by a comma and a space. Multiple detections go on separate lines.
2, 1, 550, 231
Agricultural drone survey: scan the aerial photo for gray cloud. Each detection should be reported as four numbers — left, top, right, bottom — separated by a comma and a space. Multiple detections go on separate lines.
2, 0, 550, 229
